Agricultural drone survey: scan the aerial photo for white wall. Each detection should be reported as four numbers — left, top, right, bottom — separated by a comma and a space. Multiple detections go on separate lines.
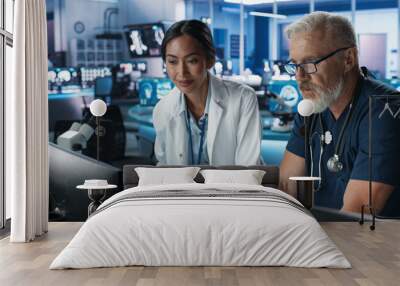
53, 0, 120, 64
55, 0, 120, 50
355, 9, 398, 78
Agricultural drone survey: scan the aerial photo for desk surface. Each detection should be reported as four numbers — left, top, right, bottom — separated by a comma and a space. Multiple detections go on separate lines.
1, 221, 399, 285
48, 88, 94, 100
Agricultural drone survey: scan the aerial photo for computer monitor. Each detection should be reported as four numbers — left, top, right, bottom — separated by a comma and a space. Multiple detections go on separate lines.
48, 67, 80, 94
94, 76, 113, 98
80, 67, 112, 88
49, 142, 121, 221
125, 23, 165, 58
138, 77, 174, 106
119, 61, 148, 74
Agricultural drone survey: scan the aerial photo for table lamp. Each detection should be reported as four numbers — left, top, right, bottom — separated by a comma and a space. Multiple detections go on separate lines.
298, 99, 314, 174
90, 99, 107, 161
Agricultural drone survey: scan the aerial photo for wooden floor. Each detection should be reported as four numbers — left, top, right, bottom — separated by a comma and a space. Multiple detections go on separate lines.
1, 221, 399, 286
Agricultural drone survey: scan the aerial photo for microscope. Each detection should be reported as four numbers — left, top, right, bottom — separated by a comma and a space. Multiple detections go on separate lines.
56, 113, 96, 152
266, 87, 298, 133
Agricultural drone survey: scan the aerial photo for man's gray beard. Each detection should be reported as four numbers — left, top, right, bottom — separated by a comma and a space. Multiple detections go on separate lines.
312, 78, 344, 113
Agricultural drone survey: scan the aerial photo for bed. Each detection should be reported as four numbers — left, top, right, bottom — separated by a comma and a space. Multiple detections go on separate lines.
50, 165, 351, 269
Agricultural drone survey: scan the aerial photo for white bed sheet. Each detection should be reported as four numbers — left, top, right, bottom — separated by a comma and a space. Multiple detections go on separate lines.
50, 183, 351, 269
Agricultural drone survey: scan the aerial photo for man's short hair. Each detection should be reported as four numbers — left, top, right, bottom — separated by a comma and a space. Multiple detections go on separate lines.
285, 11, 357, 48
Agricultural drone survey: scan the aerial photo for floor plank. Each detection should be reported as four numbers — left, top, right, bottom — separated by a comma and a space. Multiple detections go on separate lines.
0, 221, 399, 286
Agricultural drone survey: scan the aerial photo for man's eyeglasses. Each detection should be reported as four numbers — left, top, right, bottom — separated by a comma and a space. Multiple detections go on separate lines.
284, 46, 353, 76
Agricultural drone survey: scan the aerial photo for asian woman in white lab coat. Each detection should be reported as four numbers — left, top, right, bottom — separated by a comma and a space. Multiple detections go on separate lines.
153, 19, 262, 165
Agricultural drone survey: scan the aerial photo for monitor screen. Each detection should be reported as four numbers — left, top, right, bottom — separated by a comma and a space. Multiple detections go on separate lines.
119, 61, 148, 74
138, 77, 174, 106
125, 23, 165, 58
48, 67, 80, 94
48, 68, 79, 85
95, 76, 113, 98
80, 67, 112, 88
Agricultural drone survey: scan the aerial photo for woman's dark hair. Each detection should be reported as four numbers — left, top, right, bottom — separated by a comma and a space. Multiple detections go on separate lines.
161, 20, 216, 63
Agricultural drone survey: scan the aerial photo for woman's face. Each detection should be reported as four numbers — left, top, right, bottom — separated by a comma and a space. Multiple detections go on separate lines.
165, 34, 213, 95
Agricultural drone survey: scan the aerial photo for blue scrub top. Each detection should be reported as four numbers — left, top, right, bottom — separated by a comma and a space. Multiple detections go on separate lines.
286, 76, 400, 217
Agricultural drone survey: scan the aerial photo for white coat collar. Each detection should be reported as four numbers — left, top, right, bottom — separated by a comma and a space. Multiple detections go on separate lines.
168, 73, 228, 164
206, 74, 227, 163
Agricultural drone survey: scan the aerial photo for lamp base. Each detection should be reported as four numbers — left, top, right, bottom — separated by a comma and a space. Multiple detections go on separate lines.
95, 125, 106, 137
359, 204, 376, 230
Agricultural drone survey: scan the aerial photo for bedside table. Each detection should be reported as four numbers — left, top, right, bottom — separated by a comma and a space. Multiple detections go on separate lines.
76, 184, 117, 216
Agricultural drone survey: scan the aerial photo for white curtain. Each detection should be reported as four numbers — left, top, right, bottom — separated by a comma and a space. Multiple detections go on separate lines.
7, 0, 49, 242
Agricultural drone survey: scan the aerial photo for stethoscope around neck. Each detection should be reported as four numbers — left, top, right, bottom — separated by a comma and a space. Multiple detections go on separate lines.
308, 79, 361, 189
309, 111, 349, 180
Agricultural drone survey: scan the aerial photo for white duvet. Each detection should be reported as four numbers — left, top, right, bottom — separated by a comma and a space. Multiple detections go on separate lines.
50, 183, 351, 269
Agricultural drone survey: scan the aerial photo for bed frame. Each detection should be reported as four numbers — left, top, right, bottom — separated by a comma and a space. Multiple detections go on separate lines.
123, 165, 279, 190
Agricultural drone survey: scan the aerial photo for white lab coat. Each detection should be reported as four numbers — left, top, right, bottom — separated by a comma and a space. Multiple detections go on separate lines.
153, 74, 262, 165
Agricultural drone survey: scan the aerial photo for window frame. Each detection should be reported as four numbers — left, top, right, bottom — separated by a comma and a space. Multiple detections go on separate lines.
1, 0, 13, 230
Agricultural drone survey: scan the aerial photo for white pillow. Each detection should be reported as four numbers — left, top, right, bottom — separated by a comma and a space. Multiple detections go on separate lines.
200, 169, 266, 185
135, 167, 201, 186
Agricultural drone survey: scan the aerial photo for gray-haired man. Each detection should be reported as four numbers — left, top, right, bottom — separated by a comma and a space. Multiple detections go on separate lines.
279, 12, 400, 216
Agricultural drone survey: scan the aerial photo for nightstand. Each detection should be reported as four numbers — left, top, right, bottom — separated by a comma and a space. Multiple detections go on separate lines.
76, 184, 117, 216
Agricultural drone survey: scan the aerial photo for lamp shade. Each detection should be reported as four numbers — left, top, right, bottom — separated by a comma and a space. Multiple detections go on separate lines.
90, 99, 107, 117
297, 99, 314, 117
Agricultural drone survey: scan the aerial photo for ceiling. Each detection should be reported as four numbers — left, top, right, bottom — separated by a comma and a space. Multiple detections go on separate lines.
189, 0, 398, 15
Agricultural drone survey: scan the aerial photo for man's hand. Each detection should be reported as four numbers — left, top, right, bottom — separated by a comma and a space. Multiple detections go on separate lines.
342, 179, 394, 214
279, 150, 306, 198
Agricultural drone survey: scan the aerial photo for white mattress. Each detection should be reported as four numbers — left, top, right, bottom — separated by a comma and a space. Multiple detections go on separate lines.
50, 183, 351, 269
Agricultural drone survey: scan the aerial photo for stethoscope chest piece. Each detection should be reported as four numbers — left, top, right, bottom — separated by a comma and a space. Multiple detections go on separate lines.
327, 154, 343, 173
